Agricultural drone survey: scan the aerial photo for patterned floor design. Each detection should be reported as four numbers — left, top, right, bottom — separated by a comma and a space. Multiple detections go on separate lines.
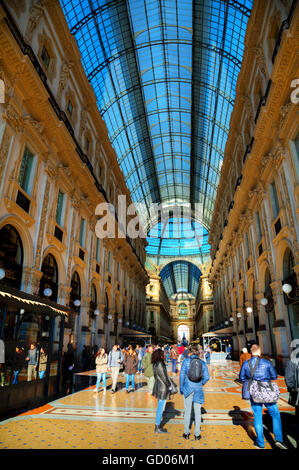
0, 361, 296, 449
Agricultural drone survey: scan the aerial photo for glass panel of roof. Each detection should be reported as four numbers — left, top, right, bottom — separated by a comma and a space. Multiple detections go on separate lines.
60, 0, 252, 251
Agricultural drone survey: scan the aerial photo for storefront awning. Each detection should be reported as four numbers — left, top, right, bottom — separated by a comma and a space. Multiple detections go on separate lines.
0, 284, 70, 316
202, 328, 233, 337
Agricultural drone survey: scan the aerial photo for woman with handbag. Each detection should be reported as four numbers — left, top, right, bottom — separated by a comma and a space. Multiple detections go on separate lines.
151, 348, 176, 433
179, 346, 210, 440
239, 344, 287, 449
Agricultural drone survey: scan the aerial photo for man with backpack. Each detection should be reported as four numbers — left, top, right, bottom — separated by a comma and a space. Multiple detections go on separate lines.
179, 346, 210, 440
239, 344, 287, 449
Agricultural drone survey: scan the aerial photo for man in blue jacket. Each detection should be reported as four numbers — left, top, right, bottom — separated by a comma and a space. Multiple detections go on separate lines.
239, 344, 287, 449
179, 346, 210, 440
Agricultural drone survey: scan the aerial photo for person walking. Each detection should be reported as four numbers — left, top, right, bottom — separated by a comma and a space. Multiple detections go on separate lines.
204, 347, 211, 365
179, 346, 210, 440
25, 343, 38, 381
178, 343, 184, 364
170, 345, 179, 376
108, 344, 123, 394
142, 344, 155, 393
137, 345, 143, 374
239, 347, 251, 368
94, 347, 108, 393
239, 344, 287, 449
61, 343, 75, 395
152, 348, 174, 433
12, 346, 25, 384
38, 346, 47, 379
123, 345, 138, 393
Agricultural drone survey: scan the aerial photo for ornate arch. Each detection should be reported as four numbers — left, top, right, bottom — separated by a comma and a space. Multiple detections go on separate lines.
274, 238, 295, 281
0, 215, 33, 268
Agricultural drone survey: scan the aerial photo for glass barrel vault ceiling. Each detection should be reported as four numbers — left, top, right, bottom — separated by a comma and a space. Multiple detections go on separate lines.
60, 0, 252, 294
60, 0, 252, 227
160, 261, 202, 299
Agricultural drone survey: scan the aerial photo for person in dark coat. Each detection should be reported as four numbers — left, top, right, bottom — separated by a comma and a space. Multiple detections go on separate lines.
12, 346, 25, 384
123, 345, 138, 393
61, 343, 75, 395
152, 348, 173, 433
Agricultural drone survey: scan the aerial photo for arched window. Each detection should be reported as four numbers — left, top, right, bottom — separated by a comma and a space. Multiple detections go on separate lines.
90, 284, 97, 309
39, 254, 58, 301
178, 303, 188, 318
70, 271, 81, 309
283, 248, 295, 280
0, 224, 23, 289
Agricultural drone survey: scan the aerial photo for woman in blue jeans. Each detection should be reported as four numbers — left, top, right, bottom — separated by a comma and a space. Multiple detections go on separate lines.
94, 347, 108, 393
152, 348, 173, 433
239, 344, 287, 449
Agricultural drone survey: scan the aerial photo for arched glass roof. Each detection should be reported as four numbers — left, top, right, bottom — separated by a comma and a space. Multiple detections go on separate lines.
160, 261, 201, 298
146, 216, 210, 263
60, 0, 252, 234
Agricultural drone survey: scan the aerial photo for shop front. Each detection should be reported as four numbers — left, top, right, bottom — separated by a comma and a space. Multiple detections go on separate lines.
0, 284, 68, 414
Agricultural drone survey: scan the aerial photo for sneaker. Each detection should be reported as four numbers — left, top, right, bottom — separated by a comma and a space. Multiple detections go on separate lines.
253, 441, 265, 449
194, 435, 201, 441
275, 441, 287, 450
182, 433, 190, 440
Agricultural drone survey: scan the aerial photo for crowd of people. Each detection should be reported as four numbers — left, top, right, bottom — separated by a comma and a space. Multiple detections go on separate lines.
59, 340, 299, 449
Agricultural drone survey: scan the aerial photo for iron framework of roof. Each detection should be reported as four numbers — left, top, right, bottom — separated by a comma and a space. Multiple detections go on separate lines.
60, 0, 252, 296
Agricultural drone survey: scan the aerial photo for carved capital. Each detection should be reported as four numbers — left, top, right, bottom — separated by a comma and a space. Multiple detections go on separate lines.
24, 0, 47, 42
2, 104, 24, 132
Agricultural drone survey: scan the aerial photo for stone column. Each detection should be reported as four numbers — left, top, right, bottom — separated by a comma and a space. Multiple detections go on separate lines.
270, 280, 291, 359
30, 269, 43, 296
255, 292, 269, 355
230, 312, 239, 356
245, 301, 255, 344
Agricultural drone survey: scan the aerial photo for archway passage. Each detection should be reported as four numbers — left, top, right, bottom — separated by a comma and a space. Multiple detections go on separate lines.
178, 324, 190, 344
39, 254, 59, 302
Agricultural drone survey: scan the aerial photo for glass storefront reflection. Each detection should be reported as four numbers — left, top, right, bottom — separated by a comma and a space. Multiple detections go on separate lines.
0, 303, 64, 387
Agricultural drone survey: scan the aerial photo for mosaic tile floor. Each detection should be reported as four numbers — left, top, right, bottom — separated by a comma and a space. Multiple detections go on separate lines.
0, 361, 296, 449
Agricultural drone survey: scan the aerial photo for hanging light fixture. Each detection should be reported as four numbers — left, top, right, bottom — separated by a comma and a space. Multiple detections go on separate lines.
94, 309, 100, 316
282, 284, 292, 295
108, 314, 113, 320
246, 307, 253, 314
236, 312, 242, 318
43, 288, 52, 297
74, 299, 81, 307
0, 268, 5, 280
260, 298, 268, 306
229, 316, 234, 322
